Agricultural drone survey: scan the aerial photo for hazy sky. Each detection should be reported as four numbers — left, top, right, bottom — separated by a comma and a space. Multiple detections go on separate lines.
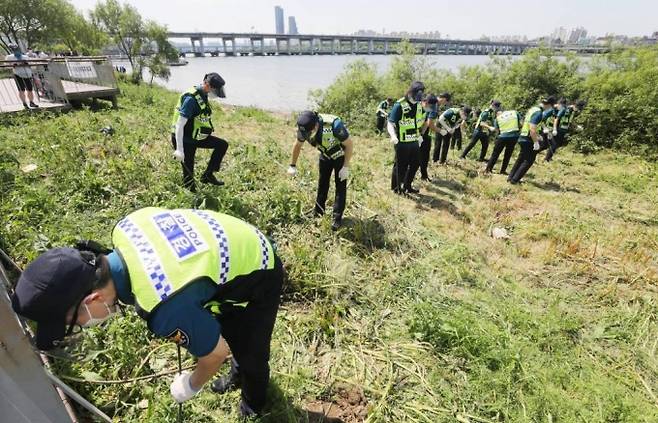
69, 0, 657, 39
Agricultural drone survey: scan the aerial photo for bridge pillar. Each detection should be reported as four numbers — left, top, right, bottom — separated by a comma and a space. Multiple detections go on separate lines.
199, 38, 205, 55
275, 39, 280, 55
384, 41, 389, 54
249, 38, 255, 55
368, 39, 374, 54
351, 39, 356, 54
221, 38, 227, 55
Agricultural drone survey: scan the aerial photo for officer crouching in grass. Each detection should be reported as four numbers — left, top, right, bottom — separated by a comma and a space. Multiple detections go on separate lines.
10, 207, 284, 418
287, 111, 353, 231
544, 99, 586, 162
171, 73, 229, 192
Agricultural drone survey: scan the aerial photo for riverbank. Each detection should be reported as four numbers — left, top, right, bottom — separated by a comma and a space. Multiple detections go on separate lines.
1, 82, 656, 422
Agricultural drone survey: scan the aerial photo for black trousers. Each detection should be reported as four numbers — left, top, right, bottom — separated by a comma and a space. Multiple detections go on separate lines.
486, 137, 517, 173
450, 128, 463, 150
545, 131, 567, 162
419, 133, 432, 179
391, 141, 420, 191
211, 256, 284, 413
376, 115, 386, 133
508, 139, 537, 184
433, 132, 451, 163
171, 134, 228, 189
315, 156, 347, 219
462, 130, 489, 160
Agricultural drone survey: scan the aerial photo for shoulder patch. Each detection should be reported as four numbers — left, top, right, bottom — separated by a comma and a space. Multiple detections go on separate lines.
166, 328, 190, 346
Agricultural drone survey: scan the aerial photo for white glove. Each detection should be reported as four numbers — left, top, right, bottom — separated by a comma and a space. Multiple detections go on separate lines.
533, 141, 540, 151
338, 166, 349, 181
576, 125, 584, 132
170, 371, 200, 403
552, 129, 558, 137
173, 150, 185, 162
542, 128, 549, 135
439, 129, 448, 136
448, 128, 455, 134
286, 165, 297, 176
390, 137, 399, 145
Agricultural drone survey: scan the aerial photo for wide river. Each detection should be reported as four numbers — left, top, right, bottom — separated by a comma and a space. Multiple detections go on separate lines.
155, 55, 501, 111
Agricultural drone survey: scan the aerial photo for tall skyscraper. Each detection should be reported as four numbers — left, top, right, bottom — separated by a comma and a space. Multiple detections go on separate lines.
288, 16, 298, 35
275, 6, 285, 34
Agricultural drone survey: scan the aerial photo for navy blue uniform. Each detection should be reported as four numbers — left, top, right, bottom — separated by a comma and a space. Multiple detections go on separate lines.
508, 109, 544, 184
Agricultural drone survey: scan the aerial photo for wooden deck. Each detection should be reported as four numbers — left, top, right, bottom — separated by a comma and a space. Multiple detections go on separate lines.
0, 78, 68, 113
60, 80, 119, 101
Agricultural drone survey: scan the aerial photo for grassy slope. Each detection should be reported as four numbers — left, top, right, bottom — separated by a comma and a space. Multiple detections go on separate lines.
0, 82, 657, 423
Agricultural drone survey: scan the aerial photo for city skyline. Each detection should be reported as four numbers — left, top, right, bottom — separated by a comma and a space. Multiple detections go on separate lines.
69, 0, 657, 40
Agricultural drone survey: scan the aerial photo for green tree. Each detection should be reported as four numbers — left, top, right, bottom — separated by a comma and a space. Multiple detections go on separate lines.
91, 0, 177, 84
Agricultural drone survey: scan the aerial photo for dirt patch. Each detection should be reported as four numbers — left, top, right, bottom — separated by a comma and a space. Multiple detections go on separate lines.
303, 384, 368, 423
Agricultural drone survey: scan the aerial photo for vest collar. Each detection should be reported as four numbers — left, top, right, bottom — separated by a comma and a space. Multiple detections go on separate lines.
108, 250, 135, 305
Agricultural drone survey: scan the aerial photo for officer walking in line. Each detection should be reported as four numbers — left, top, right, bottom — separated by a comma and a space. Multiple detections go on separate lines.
437, 104, 472, 164
387, 81, 426, 194
545, 99, 586, 162
419, 94, 439, 181
11, 207, 283, 419
376, 98, 394, 135
433, 92, 452, 163
171, 73, 229, 192
508, 96, 556, 184
485, 109, 522, 174
461, 100, 501, 161
287, 111, 353, 231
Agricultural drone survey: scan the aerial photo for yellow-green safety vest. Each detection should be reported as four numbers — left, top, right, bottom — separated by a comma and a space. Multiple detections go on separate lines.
170, 87, 214, 141
520, 106, 545, 137
112, 207, 274, 315
314, 114, 345, 160
496, 110, 521, 135
397, 97, 425, 143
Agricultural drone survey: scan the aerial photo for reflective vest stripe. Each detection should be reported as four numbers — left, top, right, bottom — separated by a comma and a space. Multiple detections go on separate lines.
255, 229, 270, 270
115, 217, 173, 301
191, 210, 230, 285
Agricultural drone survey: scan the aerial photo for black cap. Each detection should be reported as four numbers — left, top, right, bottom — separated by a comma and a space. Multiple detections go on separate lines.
425, 94, 438, 105
575, 99, 587, 109
439, 92, 452, 102
491, 99, 502, 108
296, 110, 319, 141
462, 106, 473, 115
541, 96, 557, 105
204, 72, 226, 98
11, 248, 98, 350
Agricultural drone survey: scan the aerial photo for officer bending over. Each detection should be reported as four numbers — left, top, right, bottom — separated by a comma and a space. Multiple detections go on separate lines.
288, 111, 353, 231
461, 100, 501, 161
485, 109, 522, 174
11, 207, 284, 418
171, 73, 229, 192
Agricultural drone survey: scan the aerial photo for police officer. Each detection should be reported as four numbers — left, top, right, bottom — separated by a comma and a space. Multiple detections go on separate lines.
437, 105, 472, 163
461, 100, 501, 161
433, 92, 452, 163
419, 94, 439, 181
10, 207, 283, 418
485, 109, 522, 174
287, 111, 353, 231
376, 98, 394, 135
388, 81, 426, 194
508, 96, 556, 184
171, 73, 229, 192
545, 99, 586, 162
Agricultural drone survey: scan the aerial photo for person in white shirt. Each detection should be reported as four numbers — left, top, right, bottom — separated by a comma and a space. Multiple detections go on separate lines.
5, 44, 38, 109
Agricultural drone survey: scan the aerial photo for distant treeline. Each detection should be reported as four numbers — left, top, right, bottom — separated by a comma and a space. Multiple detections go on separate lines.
312, 43, 658, 154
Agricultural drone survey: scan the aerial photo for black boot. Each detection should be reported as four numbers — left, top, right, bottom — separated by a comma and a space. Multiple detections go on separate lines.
200, 171, 224, 186
210, 358, 240, 394
331, 215, 342, 231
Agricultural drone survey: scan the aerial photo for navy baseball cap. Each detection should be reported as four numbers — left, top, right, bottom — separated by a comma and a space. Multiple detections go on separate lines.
204, 72, 226, 98
11, 248, 98, 350
296, 111, 319, 141
541, 96, 557, 105
425, 94, 438, 105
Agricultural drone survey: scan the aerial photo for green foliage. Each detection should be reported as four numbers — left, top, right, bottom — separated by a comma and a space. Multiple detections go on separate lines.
92, 0, 177, 84
313, 45, 658, 153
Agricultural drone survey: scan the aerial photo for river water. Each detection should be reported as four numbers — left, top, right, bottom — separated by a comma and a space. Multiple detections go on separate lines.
153, 55, 499, 111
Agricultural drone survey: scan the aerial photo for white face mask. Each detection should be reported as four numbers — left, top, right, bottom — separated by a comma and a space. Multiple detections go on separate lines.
82, 302, 116, 328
